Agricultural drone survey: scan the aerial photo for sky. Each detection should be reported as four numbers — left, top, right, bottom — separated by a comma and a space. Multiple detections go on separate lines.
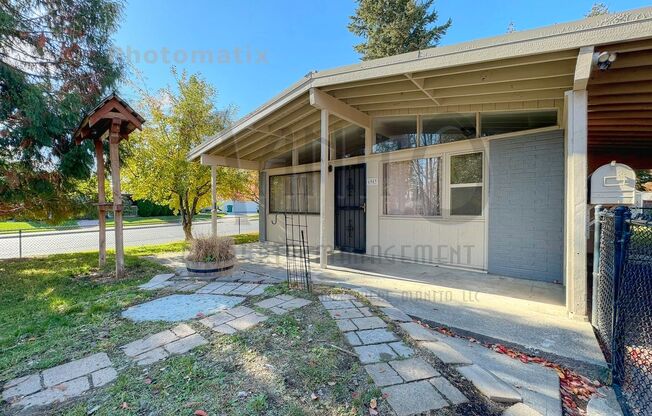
113, 0, 651, 118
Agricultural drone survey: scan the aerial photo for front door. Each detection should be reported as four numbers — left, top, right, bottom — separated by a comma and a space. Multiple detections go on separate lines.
335, 164, 366, 253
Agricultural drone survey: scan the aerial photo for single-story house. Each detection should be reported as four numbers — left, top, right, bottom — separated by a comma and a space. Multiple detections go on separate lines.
222, 200, 259, 214
189, 7, 652, 319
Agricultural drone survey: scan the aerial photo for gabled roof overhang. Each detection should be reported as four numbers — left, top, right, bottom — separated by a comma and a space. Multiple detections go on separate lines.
189, 6, 652, 166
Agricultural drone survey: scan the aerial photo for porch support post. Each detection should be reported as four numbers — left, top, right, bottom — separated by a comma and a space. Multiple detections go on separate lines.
94, 139, 106, 268
564, 89, 589, 319
211, 165, 218, 236
320, 109, 330, 269
108, 118, 124, 278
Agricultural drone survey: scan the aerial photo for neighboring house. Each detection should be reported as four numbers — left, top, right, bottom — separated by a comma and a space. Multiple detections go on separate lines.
222, 200, 259, 214
189, 8, 652, 319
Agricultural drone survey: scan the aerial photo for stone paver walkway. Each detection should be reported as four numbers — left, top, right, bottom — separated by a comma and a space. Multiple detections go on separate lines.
195, 281, 271, 296
121, 323, 208, 366
254, 294, 312, 314
2, 353, 116, 409
319, 293, 469, 416
122, 294, 245, 322
199, 306, 269, 334
139, 273, 274, 296
350, 287, 562, 416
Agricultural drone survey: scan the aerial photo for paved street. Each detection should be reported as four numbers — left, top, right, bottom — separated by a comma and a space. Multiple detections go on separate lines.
0, 218, 259, 259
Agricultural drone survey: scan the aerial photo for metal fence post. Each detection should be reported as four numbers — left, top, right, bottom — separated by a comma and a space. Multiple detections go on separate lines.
611, 206, 631, 383
18, 229, 22, 259
238, 217, 241, 234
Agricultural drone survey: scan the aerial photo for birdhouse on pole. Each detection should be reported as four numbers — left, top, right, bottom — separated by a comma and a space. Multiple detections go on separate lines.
73, 93, 145, 277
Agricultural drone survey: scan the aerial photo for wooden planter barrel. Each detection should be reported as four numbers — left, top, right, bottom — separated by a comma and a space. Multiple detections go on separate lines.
185, 257, 236, 280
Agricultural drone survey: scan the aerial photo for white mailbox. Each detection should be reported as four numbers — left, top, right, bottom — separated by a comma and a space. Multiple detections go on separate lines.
590, 161, 637, 205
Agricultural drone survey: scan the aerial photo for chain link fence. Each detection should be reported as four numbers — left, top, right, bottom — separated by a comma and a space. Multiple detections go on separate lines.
0, 217, 259, 259
594, 207, 652, 416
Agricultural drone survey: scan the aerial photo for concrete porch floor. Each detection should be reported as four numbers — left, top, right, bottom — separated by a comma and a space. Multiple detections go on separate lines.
237, 243, 606, 367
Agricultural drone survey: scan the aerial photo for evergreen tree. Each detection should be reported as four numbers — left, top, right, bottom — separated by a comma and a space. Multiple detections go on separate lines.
0, 0, 123, 221
586, 2, 609, 17
349, 0, 451, 60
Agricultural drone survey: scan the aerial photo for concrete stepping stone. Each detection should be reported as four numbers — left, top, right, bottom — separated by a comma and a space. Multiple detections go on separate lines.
196, 282, 226, 294
382, 380, 448, 416
429, 377, 469, 405
255, 296, 287, 309
399, 322, 442, 341
228, 312, 269, 330
164, 333, 208, 354
356, 328, 398, 345
335, 319, 357, 332
139, 273, 175, 290
321, 300, 357, 310
328, 308, 365, 319
122, 294, 245, 322
345, 332, 362, 346
280, 297, 312, 311
122, 324, 208, 366
364, 363, 404, 387
351, 316, 387, 330
199, 307, 269, 334
230, 283, 260, 295
389, 357, 440, 382
419, 341, 473, 365
457, 364, 522, 404
357, 307, 375, 317
226, 306, 255, 317
2, 353, 117, 409
354, 343, 398, 364
441, 335, 560, 414
380, 307, 412, 322
211, 283, 242, 294
255, 295, 312, 315
503, 403, 543, 416
388, 341, 414, 358
319, 293, 356, 301
42, 352, 113, 387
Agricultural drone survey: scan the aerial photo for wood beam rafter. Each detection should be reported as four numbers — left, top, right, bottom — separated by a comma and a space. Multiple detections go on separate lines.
404, 73, 440, 105
574, 46, 595, 91
200, 154, 260, 170
309, 88, 371, 128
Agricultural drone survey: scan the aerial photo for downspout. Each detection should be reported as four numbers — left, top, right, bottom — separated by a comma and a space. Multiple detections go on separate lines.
591, 204, 602, 327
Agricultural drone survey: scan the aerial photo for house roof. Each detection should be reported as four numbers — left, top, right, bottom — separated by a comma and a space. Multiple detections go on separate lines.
189, 6, 652, 164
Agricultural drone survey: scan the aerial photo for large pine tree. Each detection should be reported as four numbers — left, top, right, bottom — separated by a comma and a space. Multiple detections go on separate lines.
0, 0, 123, 221
349, 0, 451, 60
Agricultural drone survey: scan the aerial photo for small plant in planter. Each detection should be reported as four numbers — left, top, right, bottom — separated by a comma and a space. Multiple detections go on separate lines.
185, 235, 236, 280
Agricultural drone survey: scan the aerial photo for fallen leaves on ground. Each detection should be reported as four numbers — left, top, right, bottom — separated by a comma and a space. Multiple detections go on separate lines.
418, 320, 601, 416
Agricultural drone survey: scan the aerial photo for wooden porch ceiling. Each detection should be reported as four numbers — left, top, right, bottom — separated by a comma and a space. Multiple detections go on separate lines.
205, 50, 575, 164
587, 40, 652, 152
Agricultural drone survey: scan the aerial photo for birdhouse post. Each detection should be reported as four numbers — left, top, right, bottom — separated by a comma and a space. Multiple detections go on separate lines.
74, 94, 144, 277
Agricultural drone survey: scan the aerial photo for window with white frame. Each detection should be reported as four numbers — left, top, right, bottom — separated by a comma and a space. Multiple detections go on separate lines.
450, 153, 483, 216
383, 157, 441, 216
269, 172, 320, 214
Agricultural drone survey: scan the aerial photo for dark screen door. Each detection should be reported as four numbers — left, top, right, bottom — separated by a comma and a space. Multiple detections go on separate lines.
335, 164, 366, 253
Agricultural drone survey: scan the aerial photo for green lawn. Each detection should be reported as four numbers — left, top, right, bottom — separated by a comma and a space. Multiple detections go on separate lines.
0, 213, 262, 234
0, 220, 79, 233
0, 233, 380, 416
